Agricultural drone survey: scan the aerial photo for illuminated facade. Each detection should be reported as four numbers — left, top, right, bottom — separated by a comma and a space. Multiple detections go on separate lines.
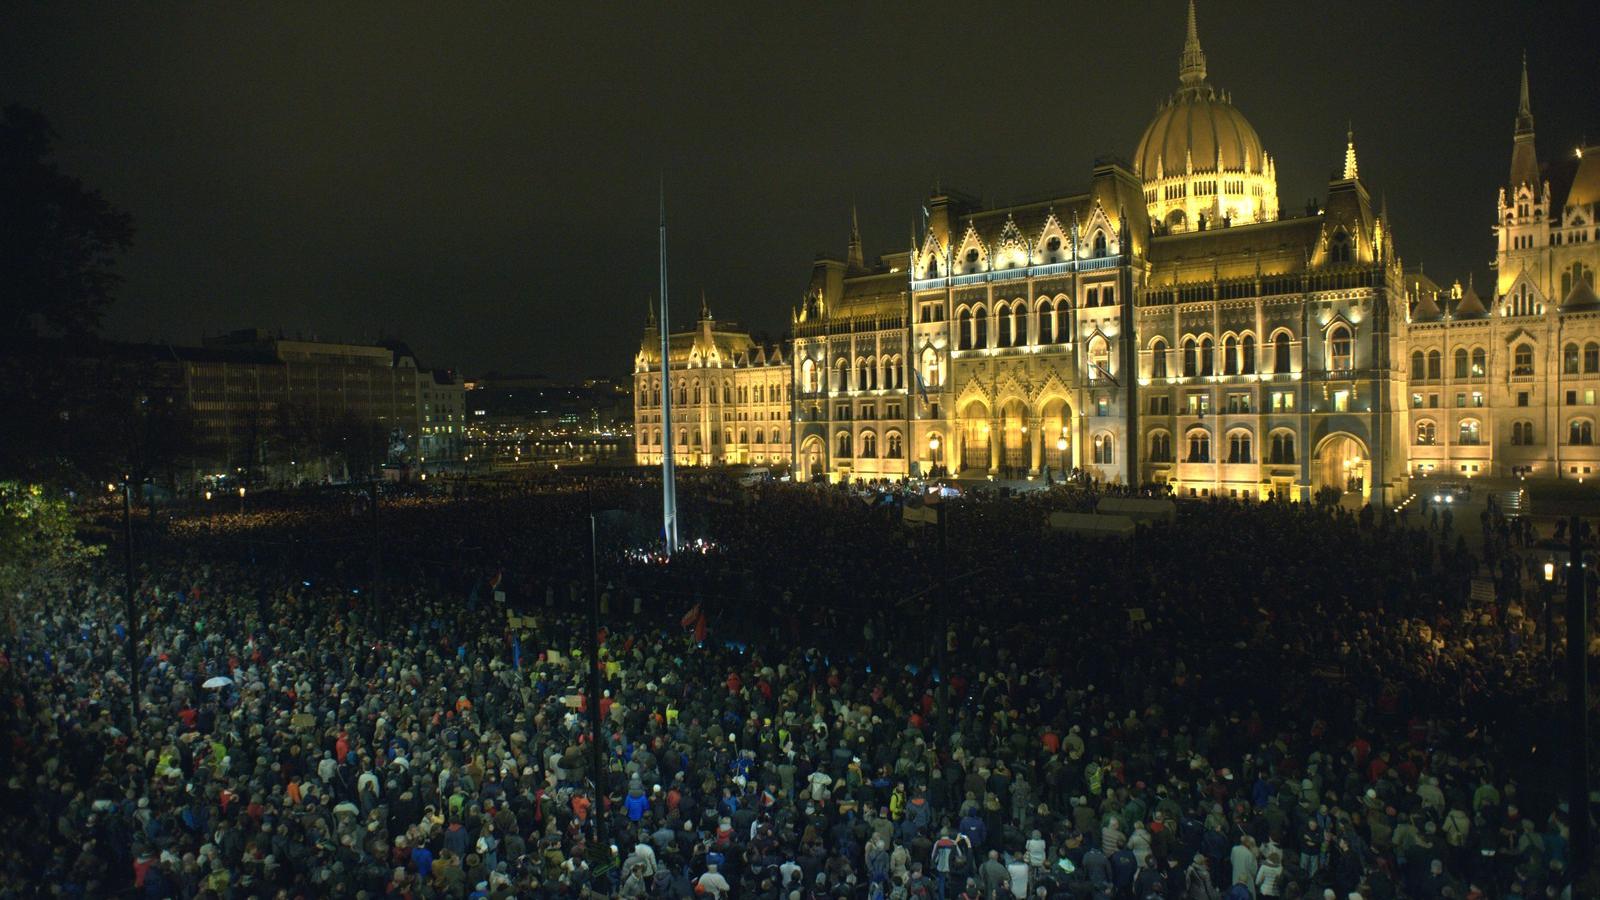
631, 3, 1598, 502
632, 295, 790, 467
1403, 58, 1600, 482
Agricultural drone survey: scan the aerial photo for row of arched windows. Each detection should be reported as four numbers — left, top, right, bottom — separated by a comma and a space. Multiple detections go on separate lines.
834, 430, 904, 459
799, 356, 903, 393
638, 378, 790, 408
1413, 418, 1596, 446
1147, 428, 1296, 465
956, 298, 1074, 350
926, 230, 1109, 279
639, 426, 789, 449
1411, 343, 1548, 380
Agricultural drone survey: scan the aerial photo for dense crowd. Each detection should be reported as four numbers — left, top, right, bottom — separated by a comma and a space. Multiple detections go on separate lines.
0, 474, 1596, 899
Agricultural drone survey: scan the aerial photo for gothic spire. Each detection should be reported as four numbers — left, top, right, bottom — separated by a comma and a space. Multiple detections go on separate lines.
847, 204, 865, 272
699, 289, 710, 320
1178, 0, 1208, 88
1343, 126, 1359, 181
1515, 52, 1534, 137
646, 294, 656, 328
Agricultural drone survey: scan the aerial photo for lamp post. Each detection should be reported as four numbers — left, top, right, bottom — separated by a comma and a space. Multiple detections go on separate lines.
237, 485, 246, 515
1545, 560, 1557, 663
928, 435, 941, 478
116, 477, 140, 733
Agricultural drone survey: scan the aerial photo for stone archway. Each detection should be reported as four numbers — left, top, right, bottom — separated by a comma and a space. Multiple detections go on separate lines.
799, 435, 826, 482
1039, 397, 1074, 475
958, 399, 991, 475
1313, 433, 1369, 498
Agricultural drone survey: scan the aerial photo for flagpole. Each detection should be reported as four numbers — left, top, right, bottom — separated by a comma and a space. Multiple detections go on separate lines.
659, 180, 679, 556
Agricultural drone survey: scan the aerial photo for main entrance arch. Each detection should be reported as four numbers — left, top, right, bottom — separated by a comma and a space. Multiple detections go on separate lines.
1313, 433, 1369, 497
799, 435, 826, 482
1040, 398, 1073, 475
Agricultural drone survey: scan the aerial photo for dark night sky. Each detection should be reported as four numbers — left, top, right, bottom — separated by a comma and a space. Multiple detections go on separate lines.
3, 2, 1596, 379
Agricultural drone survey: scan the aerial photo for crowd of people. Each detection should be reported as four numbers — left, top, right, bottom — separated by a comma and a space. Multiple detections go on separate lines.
0, 472, 1595, 899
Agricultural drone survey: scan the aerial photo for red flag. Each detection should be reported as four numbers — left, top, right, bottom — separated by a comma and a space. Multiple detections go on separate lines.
679, 603, 702, 629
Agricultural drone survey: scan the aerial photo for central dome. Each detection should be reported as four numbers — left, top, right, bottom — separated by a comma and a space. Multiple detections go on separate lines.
1135, 89, 1265, 179
1133, 1, 1278, 229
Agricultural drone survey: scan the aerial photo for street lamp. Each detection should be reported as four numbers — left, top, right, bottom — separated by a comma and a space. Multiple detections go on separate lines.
237, 485, 246, 515
1546, 561, 1557, 582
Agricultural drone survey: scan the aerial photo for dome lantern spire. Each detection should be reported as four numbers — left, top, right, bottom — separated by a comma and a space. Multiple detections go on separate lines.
1178, 0, 1207, 88
1343, 125, 1359, 181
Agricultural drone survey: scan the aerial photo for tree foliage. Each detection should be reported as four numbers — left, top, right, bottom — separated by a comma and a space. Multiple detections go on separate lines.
0, 104, 134, 343
0, 482, 99, 616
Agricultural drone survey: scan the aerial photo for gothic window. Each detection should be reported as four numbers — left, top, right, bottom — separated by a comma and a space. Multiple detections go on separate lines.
1511, 421, 1532, 446
1472, 348, 1487, 377
1330, 230, 1352, 264
1427, 350, 1442, 380
1149, 431, 1173, 462
801, 358, 817, 392
998, 310, 1012, 347
1269, 431, 1296, 463
1183, 338, 1198, 377
837, 432, 852, 457
1186, 430, 1211, 463
692, 382, 701, 404
1092, 231, 1108, 257
1411, 350, 1425, 380
958, 309, 973, 350
1241, 334, 1256, 375
1458, 419, 1481, 446
1055, 299, 1072, 342
1456, 348, 1471, 379
1566, 343, 1582, 375
1571, 420, 1595, 446
1415, 421, 1436, 446
1151, 339, 1169, 379
753, 429, 763, 444
1092, 433, 1114, 464
1200, 337, 1215, 376
887, 432, 903, 458
1328, 326, 1353, 372
975, 306, 989, 348
921, 347, 942, 388
1513, 343, 1534, 376
1088, 336, 1110, 381
1274, 333, 1293, 374
1586, 342, 1600, 374
1224, 336, 1240, 375
1037, 302, 1054, 345
1227, 431, 1252, 463
1045, 236, 1062, 259
861, 432, 877, 458
836, 359, 850, 391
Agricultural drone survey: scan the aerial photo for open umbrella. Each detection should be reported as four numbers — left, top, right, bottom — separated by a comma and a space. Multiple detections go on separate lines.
202, 675, 233, 690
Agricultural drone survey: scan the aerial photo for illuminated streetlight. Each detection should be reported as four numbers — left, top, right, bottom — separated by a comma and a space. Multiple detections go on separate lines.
1057, 437, 1068, 452
1545, 561, 1556, 582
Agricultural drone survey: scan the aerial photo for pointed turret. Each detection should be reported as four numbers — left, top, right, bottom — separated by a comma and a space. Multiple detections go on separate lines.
1178, 0, 1207, 88
699, 290, 711, 320
1343, 127, 1359, 181
645, 295, 657, 329
847, 205, 865, 272
1510, 53, 1540, 190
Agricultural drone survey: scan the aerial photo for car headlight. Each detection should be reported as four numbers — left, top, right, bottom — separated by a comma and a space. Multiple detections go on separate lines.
1433, 494, 1442, 502
1445, 495, 1454, 503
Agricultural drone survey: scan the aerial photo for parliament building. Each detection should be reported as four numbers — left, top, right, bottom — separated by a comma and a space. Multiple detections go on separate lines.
633, 2, 1600, 505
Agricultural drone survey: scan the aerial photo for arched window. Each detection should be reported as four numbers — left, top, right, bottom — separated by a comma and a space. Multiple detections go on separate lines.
1088, 336, 1110, 381
1471, 348, 1487, 377
1330, 230, 1352, 264
1510, 422, 1532, 446
887, 432, 903, 458
1092, 433, 1114, 464
958, 309, 973, 350
753, 429, 764, 444
1092, 231, 1108, 257
1328, 326, 1353, 372
861, 432, 877, 458
1149, 431, 1173, 462
837, 432, 852, 457
1269, 431, 1296, 464
1151, 339, 1169, 379
1241, 334, 1256, 375
975, 306, 989, 348
801, 358, 817, 393
835, 359, 849, 392
1183, 338, 1198, 377
1186, 430, 1211, 463
1274, 333, 1293, 374
858, 359, 870, 390
1223, 336, 1240, 375
1458, 419, 1481, 446
997, 309, 1012, 347
692, 382, 701, 404
1565, 343, 1581, 375
678, 430, 688, 446
1427, 350, 1442, 380
692, 428, 702, 448
1227, 430, 1252, 463
1571, 420, 1595, 446
1037, 302, 1054, 345
921, 347, 942, 388
1455, 348, 1471, 379
677, 381, 688, 405
1411, 350, 1425, 380
1054, 299, 1072, 343
1200, 337, 1215, 376
737, 429, 747, 444
1513, 343, 1534, 376
1416, 421, 1436, 445
1587, 342, 1600, 374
